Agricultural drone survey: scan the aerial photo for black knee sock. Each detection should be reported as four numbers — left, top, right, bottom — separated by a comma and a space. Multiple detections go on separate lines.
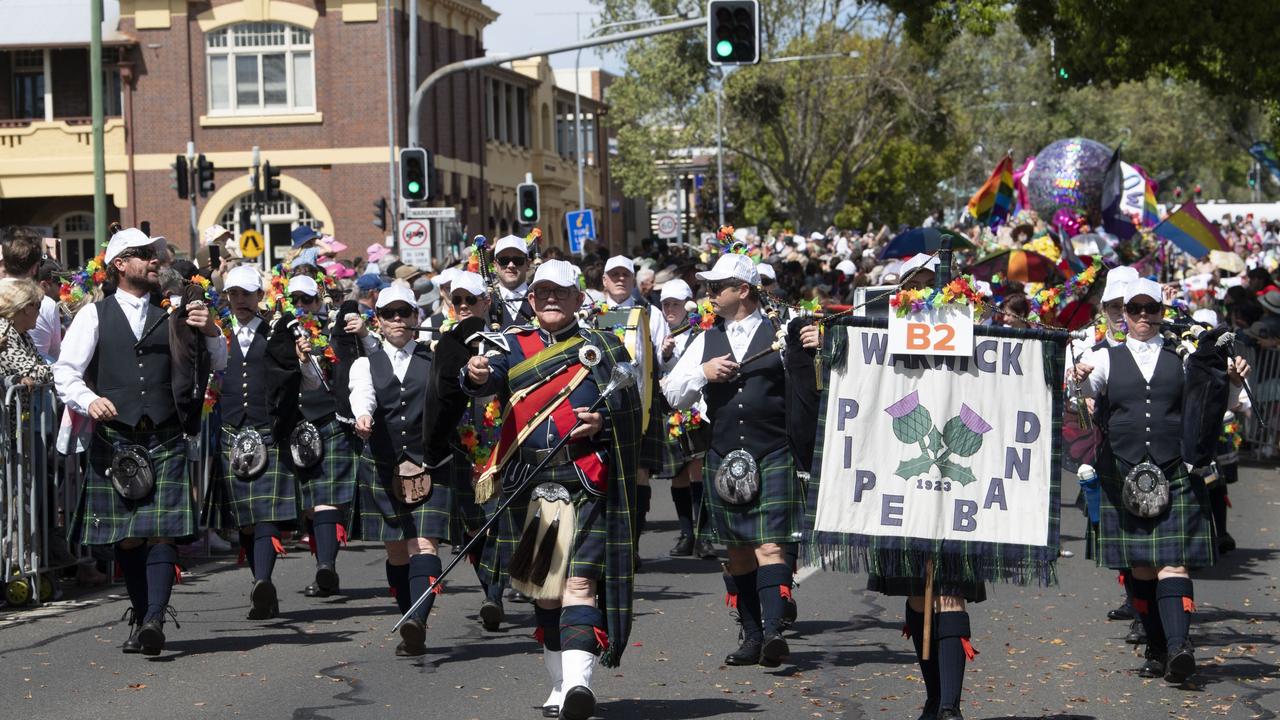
1157, 577, 1194, 649
935, 611, 972, 711
690, 481, 708, 534
635, 485, 652, 538
386, 561, 410, 614
144, 543, 178, 622
1209, 484, 1228, 536
114, 543, 148, 619
312, 509, 342, 569
732, 570, 762, 641
783, 544, 799, 574
904, 602, 940, 709
408, 553, 443, 623
535, 605, 563, 651
559, 605, 605, 655
756, 563, 791, 635
239, 530, 256, 577
252, 523, 279, 582
1130, 577, 1165, 652
671, 485, 694, 538
1119, 568, 1134, 609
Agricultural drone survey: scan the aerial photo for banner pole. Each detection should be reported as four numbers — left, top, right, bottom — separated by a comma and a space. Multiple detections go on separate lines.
921, 558, 936, 660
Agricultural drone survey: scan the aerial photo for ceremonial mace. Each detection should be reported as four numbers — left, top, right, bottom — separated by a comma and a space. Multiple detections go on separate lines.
391, 361, 641, 633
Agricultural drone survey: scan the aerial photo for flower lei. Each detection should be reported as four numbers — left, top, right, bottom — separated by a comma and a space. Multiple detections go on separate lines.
458, 398, 504, 466
264, 264, 339, 369
889, 276, 984, 318
1093, 317, 1126, 344
667, 407, 705, 439
591, 300, 629, 342
58, 250, 107, 306
1220, 418, 1243, 451
190, 274, 233, 416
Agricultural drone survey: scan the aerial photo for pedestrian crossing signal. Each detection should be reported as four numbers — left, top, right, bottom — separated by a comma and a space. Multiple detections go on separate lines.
708, 1, 760, 66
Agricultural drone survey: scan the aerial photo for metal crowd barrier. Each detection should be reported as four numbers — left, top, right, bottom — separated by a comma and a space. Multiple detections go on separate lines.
0, 381, 67, 606
1240, 345, 1280, 458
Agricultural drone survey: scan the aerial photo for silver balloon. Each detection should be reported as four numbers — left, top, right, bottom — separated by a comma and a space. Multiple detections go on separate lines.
1026, 137, 1113, 224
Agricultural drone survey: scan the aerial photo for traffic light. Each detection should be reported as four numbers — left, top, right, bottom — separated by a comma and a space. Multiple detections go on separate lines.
196, 154, 215, 197
1248, 167, 1258, 188
262, 161, 282, 203
170, 155, 189, 200
400, 147, 430, 202
517, 182, 540, 224
373, 197, 387, 231
1057, 66, 1069, 80
707, 1, 760, 66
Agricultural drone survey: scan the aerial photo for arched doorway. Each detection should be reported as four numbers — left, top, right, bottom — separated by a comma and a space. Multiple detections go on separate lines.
53, 212, 96, 268
216, 192, 320, 266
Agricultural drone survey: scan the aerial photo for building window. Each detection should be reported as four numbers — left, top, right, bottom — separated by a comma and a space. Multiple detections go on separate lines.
56, 213, 97, 269
205, 22, 315, 115
11, 50, 44, 120
217, 192, 318, 265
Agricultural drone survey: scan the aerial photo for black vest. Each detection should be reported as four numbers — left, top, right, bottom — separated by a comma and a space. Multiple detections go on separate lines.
90, 295, 175, 427
369, 343, 432, 464
221, 320, 270, 428
1106, 343, 1184, 466
702, 319, 788, 458
298, 325, 341, 421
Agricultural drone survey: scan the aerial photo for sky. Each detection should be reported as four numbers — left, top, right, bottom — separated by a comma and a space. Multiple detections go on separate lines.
482, 0, 626, 73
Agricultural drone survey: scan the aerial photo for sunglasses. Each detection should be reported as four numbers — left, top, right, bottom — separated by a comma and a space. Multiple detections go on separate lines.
377, 306, 416, 320
496, 255, 527, 268
707, 281, 743, 295
531, 286, 573, 301
119, 245, 158, 262
290, 293, 318, 305
451, 294, 481, 306
1124, 301, 1163, 316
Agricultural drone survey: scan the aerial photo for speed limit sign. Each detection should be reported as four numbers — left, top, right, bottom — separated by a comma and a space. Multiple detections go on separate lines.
654, 212, 679, 239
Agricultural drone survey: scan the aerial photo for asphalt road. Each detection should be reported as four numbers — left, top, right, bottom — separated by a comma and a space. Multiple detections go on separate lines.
1, 465, 1278, 720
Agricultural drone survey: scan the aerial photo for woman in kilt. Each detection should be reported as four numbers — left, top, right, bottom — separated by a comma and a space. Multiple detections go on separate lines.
54, 228, 227, 656
350, 284, 453, 657
663, 254, 820, 669
1074, 278, 1251, 685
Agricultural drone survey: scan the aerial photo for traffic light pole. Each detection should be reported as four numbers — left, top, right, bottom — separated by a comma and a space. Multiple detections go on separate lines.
186, 141, 198, 255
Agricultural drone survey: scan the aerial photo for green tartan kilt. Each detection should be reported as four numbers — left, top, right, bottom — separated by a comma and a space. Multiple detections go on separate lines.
480, 465, 607, 585
212, 426, 299, 529
292, 417, 360, 510
1094, 457, 1215, 570
71, 425, 196, 546
702, 446, 803, 547
638, 409, 665, 472
447, 450, 488, 537
353, 450, 453, 542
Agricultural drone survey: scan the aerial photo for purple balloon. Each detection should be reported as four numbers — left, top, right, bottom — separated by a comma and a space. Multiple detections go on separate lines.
1027, 137, 1113, 224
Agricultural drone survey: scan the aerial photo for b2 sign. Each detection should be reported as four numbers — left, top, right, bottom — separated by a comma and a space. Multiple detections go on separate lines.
887, 306, 975, 357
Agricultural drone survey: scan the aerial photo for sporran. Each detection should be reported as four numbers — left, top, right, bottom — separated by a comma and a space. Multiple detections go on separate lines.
289, 420, 323, 469
108, 443, 155, 500
229, 428, 268, 479
393, 460, 432, 505
1122, 461, 1170, 518
714, 449, 760, 505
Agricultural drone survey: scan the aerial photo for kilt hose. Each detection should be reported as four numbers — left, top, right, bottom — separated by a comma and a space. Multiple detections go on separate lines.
701, 446, 803, 548
353, 449, 453, 542
212, 426, 299, 530
292, 416, 360, 510
1094, 457, 1216, 571
71, 423, 195, 546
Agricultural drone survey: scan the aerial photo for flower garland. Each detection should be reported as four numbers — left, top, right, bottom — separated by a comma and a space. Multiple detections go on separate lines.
1093, 316, 1126, 344
458, 399, 504, 467
889, 276, 984, 318
190, 274, 233, 417
1220, 417, 1243, 452
667, 407, 704, 439
58, 250, 107, 306
263, 264, 339, 369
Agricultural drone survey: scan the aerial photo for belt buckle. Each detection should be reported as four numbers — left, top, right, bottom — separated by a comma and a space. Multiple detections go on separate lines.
533, 447, 558, 463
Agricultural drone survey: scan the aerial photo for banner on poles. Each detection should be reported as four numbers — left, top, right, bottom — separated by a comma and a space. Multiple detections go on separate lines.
805, 317, 1064, 586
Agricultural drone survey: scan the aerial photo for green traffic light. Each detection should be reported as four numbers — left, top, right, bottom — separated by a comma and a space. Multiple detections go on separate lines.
407, 180, 421, 194
1057, 67, 1069, 79
716, 40, 733, 58
523, 207, 534, 219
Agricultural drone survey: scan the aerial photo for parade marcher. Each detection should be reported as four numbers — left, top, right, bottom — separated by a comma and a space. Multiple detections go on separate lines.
493, 235, 534, 328
54, 228, 227, 655
464, 260, 642, 720
1074, 278, 1250, 685
899, 253, 939, 292
213, 266, 319, 620
663, 253, 820, 668
350, 284, 453, 657
1192, 309, 1246, 556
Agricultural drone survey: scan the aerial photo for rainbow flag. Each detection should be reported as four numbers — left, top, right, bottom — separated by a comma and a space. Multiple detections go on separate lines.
1141, 181, 1159, 228
1153, 201, 1229, 259
967, 156, 1014, 229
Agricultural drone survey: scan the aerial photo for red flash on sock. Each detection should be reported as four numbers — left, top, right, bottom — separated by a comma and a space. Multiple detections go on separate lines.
1132, 598, 1150, 615
724, 592, 738, 609
534, 627, 545, 646
1117, 573, 1126, 586
902, 623, 911, 639
428, 576, 444, 595
1183, 597, 1196, 613
960, 638, 978, 661
336, 524, 348, 545
237, 547, 247, 565
388, 585, 398, 598
173, 564, 183, 584
271, 537, 288, 556
779, 585, 793, 601
593, 627, 610, 653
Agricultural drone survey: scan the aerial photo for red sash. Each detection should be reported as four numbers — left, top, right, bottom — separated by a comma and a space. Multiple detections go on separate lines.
514, 332, 608, 492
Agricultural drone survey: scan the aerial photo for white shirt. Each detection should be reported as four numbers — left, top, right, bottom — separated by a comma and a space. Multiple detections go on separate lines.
662, 309, 765, 410
53, 290, 229, 416
1080, 335, 1166, 398
348, 338, 418, 419
29, 295, 60, 362
233, 316, 262, 356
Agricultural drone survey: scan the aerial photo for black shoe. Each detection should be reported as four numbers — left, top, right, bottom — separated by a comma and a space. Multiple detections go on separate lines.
119, 608, 141, 654
399, 618, 427, 656
916, 699, 939, 720
695, 538, 718, 560
937, 707, 964, 720
1107, 602, 1135, 621
1125, 618, 1146, 645
394, 640, 412, 657
725, 637, 763, 666
779, 595, 798, 631
479, 599, 504, 632
1219, 533, 1237, 555
1138, 647, 1168, 678
1164, 642, 1196, 684
542, 706, 559, 718
559, 685, 596, 720
137, 618, 166, 656
310, 565, 339, 595
760, 632, 790, 667
670, 534, 693, 557
248, 579, 279, 620
508, 590, 533, 604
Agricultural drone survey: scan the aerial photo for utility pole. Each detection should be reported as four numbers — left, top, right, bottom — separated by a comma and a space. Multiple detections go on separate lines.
186, 141, 197, 252
90, 0, 107, 247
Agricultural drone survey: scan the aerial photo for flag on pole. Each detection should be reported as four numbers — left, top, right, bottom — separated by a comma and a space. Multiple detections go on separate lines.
1100, 147, 1137, 240
1141, 181, 1159, 228
1152, 201, 1229, 259
967, 156, 1015, 228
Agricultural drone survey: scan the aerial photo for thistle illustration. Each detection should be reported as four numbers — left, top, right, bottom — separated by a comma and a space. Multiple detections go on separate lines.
884, 395, 989, 486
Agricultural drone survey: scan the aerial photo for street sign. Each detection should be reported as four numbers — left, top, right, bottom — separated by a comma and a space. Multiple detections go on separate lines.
655, 212, 679, 239
239, 229, 265, 259
566, 209, 595, 254
404, 206, 457, 220
398, 220, 432, 268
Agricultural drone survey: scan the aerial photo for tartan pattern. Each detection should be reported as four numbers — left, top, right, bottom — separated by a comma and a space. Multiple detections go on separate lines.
638, 383, 665, 471
292, 416, 360, 509
1093, 459, 1215, 570
866, 574, 987, 603
654, 432, 690, 479
71, 425, 195, 545
702, 446, 803, 547
212, 426, 299, 529
482, 469, 608, 581
445, 450, 496, 589
352, 449, 454, 542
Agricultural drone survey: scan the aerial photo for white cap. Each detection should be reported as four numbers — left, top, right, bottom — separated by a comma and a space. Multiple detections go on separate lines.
375, 284, 417, 309
450, 271, 487, 298
836, 259, 857, 275
104, 227, 166, 265
696, 254, 759, 285
757, 263, 777, 281
1102, 266, 1140, 303
530, 259, 578, 289
660, 279, 693, 302
287, 275, 319, 297
435, 267, 460, 289
494, 235, 528, 257
223, 265, 263, 292
1192, 308, 1219, 327
810, 231, 825, 240
604, 255, 635, 274
202, 224, 232, 246
1123, 278, 1163, 304
900, 253, 940, 277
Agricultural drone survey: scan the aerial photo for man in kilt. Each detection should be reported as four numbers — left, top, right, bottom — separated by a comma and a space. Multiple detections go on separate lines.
350, 284, 454, 657
1074, 278, 1251, 685
464, 260, 642, 720
662, 253, 820, 668
54, 228, 227, 655
213, 266, 319, 621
